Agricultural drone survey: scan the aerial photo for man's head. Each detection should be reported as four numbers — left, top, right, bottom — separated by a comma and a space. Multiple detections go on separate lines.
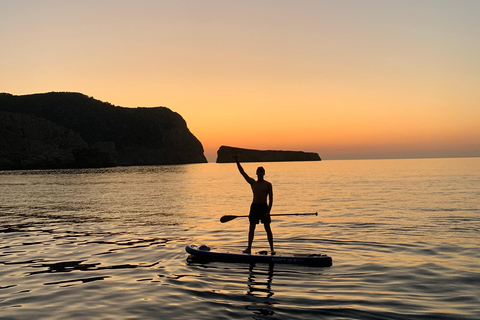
256, 166, 265, 177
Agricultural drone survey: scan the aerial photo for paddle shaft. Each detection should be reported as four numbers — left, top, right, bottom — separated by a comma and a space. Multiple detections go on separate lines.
220, 212, 317, 223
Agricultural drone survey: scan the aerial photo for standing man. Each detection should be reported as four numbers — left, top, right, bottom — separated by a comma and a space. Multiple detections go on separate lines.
234, 156, 274, 254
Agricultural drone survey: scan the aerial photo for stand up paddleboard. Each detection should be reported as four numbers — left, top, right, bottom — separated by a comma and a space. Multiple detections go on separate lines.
186, 245, 332, 267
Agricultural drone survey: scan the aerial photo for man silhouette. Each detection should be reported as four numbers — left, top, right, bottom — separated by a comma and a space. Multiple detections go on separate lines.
234, 156, 274, 254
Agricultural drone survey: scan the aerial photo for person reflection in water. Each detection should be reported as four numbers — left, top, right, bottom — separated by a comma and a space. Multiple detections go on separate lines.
234, 156, 274, 254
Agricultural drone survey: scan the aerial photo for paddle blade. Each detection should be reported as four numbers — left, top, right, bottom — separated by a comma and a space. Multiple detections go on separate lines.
220, 215, 238, 223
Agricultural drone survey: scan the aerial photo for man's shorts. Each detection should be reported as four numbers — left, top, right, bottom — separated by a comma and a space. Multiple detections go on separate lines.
249, 203, 271, 224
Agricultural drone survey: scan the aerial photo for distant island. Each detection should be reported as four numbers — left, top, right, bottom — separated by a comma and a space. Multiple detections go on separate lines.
216, 146, 321, 163
0, 92, 207, 170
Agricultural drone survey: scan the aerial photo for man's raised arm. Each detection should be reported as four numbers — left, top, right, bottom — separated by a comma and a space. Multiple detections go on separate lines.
234, 156, 255, 184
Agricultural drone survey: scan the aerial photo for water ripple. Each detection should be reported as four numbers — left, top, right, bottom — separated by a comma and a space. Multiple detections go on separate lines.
1, 160, 479, 319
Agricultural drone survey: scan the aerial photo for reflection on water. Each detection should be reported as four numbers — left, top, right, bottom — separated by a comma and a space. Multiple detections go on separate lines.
246, 263, 275, 317
247, 263, 275, 299
0, 159, 479, 319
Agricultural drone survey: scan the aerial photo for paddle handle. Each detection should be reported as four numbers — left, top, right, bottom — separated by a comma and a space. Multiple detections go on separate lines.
220, 212, 317, 223
270, 212, 318, 217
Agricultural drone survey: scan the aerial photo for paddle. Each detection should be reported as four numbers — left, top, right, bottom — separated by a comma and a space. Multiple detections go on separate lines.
220, 212, 318, 223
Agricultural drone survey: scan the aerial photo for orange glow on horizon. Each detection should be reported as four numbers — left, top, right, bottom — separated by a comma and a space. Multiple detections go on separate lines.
1, 2, 479, 161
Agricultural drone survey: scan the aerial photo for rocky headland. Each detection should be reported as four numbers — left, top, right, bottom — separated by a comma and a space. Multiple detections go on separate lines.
216, 146, 321, 163
0, 92, 207, 170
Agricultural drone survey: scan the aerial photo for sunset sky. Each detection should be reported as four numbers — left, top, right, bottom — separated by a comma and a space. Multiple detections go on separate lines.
1, 0, 479, 161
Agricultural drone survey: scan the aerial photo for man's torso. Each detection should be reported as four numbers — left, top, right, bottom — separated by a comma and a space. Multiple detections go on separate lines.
251, 180, 271, 204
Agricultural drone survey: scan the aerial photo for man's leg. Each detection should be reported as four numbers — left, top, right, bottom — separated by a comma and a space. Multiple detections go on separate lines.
264, 223, 274, 253
244, 223, 256, 253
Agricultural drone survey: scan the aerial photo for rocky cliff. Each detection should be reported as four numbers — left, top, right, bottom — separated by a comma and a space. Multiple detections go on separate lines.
216, 146, 321, 163
0, 92, 207, 170
0, 111, 117, 169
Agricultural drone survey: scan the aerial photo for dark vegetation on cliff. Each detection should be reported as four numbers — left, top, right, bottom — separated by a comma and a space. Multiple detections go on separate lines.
216, 146, 321, 163
0, 92, 207, 170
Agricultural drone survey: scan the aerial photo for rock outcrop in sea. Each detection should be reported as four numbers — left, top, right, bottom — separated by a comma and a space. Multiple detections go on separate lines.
0, 92, 207, 170
216, 146, 321, 163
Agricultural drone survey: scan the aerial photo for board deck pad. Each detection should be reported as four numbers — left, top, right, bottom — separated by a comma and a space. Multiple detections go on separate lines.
186, 245, 332, 267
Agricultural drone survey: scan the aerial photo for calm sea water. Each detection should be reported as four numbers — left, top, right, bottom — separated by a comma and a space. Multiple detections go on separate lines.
0, 158, 479, 320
